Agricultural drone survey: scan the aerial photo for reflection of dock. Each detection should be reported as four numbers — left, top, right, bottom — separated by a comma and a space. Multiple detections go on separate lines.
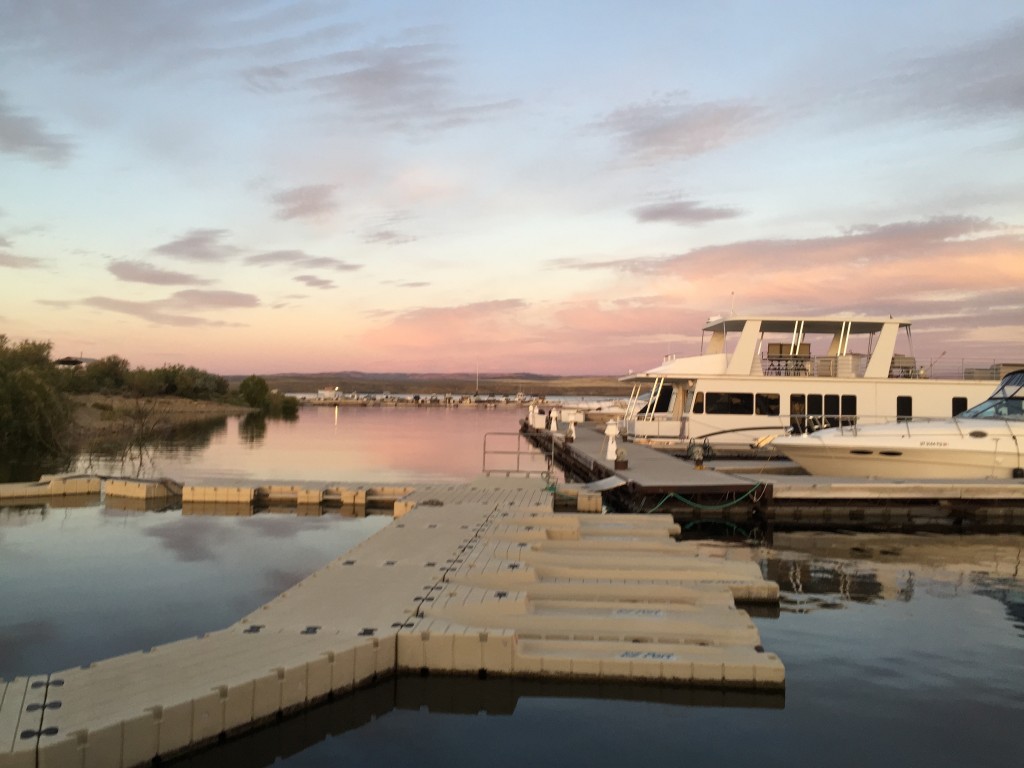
522, 422, 1024, 534
0, 476, 782, 768
180, 675, 784, 767
767, 530, 1024, 604
0, 476, 412, 516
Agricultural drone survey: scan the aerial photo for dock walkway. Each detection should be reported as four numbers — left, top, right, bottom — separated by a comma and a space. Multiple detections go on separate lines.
1, 476, 782, 768
526, 422, 768, 520
525, 422, 1024, 532
562, 418, 757, 494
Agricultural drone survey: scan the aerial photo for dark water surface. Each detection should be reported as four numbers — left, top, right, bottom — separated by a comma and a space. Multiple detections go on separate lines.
3, 407, 1022, 767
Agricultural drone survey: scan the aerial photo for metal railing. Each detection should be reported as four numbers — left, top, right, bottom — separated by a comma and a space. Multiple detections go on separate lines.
759, 355, 1009, 380
482, 432, 553, 478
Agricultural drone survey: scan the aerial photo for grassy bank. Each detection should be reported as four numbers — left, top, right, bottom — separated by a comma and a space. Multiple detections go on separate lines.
71, 395, 253, 449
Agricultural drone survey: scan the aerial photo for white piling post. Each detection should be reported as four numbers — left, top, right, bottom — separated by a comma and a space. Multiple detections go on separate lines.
549, 408, 559, 433
604, 422, 619, 461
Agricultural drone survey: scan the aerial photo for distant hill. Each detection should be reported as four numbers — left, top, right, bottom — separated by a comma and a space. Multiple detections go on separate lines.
225, 371, 633, 397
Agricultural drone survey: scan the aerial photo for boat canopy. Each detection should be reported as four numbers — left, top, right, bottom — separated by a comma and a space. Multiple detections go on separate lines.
624, 315, 915, 382
958, 370, 1024, 420
701, 316, 911, 336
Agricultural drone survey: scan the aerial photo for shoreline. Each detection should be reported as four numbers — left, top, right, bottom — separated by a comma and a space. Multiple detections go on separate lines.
299, 397, 532, 408
71, 394, 254, 445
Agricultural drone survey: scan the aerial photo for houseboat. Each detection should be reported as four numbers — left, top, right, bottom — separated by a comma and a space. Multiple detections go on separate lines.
620, 316, 1008, 452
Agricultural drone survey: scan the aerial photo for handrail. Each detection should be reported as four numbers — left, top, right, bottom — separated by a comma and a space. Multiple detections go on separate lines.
759, 353, 1007, 380
482, 431, 552, 478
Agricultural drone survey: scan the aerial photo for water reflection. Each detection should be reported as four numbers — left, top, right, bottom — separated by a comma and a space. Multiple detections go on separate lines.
762, 532, 1024, 629
0, 505, 390, 678
143, 516, 236, 562
0, 450, 73, 483
974, 579, 1024, 637
0, 505, 48, 523
763, 558, 885, 609
239, 412, 267, 444
75, 416, 230, 478
66, 406, 539, 485
170, 676, 784, 768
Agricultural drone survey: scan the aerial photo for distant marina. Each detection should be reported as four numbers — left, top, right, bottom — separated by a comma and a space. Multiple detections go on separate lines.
287, 387, 626, 411
289, 388, 541, 408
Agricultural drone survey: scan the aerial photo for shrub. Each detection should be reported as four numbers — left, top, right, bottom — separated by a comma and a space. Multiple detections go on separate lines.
0, 336, 73, 462
238, 374, 270, 409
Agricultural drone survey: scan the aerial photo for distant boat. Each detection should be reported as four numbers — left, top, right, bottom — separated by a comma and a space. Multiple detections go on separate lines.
620, 315, 1009, 451
771, 369, 1024, 480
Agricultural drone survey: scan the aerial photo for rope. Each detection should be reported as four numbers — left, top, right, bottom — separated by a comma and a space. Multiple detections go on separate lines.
645, 482, 765, 513
681, 519, 751, 537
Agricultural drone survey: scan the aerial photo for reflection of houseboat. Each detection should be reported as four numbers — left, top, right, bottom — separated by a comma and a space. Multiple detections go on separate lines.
772, 369, 1024, 480
621, 316, 1004, 451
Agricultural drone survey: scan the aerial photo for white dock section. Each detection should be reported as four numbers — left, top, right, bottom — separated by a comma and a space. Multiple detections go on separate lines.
563, 422, 757, 493
1, 476, 782, 768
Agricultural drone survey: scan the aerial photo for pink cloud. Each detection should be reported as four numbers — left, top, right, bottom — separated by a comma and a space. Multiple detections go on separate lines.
339, 296, 713, 375
36, 214, 1022, 377
560, 216, 1023, 313
356, 300, 530, 361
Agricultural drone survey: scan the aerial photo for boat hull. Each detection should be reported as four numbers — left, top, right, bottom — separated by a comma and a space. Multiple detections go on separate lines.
774, 421, 1024, 480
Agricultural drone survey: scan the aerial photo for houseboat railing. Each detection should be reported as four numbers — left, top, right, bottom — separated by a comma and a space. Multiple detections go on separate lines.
757, 354, 1006, 380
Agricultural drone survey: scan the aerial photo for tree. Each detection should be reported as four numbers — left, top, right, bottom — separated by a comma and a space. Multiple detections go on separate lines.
266, 390, 300, 419
237, 374, 270, 410
0, 336, 73, 470
78, 355, 132, 394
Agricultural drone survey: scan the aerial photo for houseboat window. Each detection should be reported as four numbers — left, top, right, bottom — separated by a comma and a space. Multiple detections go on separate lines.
685, 389, 697, 415
897, 396, 913, 422
706, 392, 726, 414
952, 397, 968, 417
693, 391, 704, 414
821, 394, 841, 428
790, 394, 807, 433
705, 392, 754, 415
643, 385, 674, 415
807, 394, 823, 416
755, 393, 780, 415
840, 395, 858, 426
824, 394, 839, 416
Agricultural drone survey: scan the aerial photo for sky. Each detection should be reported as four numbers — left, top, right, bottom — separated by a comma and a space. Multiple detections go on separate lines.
1, 1, 1023, 376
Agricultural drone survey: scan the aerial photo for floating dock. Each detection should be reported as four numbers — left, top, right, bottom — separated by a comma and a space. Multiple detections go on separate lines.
1, 475, 782, 768
0, 475, 414, 516
523, 422, 1024, 534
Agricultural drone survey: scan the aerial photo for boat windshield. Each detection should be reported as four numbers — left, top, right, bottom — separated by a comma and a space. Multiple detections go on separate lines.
958, 370, 1024, 421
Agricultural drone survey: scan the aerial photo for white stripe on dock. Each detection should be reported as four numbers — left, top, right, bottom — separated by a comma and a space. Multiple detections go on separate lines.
1, 476, 782, 768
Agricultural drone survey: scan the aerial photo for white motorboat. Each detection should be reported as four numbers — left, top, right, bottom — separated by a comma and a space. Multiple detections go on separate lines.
772, 369, 1024, 480
621, 315, 1011, 451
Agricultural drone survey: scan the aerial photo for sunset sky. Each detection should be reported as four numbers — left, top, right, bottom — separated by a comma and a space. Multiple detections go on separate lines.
2, 1, 1022, 375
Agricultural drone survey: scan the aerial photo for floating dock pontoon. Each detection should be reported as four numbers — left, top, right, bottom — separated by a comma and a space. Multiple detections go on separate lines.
1, 475, 782, 768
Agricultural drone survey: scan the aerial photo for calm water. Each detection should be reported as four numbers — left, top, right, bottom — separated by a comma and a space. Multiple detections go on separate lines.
72, 405, 549, 484
3, 407, 1022, 768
